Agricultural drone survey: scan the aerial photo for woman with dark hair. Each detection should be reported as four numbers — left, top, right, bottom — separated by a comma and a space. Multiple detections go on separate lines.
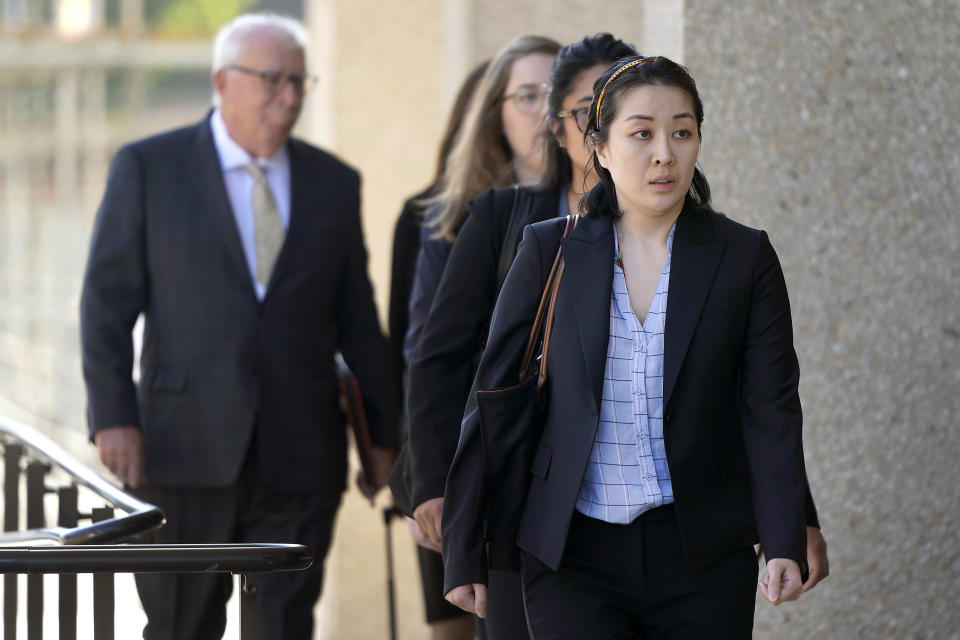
388, 59, 489, 640
405, 33, 637, 637
442, 56, 820, 638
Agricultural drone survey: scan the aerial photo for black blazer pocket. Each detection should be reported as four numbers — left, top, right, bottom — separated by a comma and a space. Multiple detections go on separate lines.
145, 367, 188, 393
700, 287, 749, 318
530, 442, 553, 480
717, 442, 749, 480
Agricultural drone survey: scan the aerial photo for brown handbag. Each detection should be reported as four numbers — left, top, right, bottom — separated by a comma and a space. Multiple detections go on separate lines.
475, 213, 580, 571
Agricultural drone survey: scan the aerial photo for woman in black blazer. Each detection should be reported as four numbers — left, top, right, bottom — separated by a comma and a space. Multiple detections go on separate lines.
442, 56, 815, 638
407, 31, 638, 543
406, 34, 639, 636
405, 34, 561, 639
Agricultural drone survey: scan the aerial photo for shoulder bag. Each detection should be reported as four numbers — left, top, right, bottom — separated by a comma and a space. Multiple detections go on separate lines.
476, 213, 580, 571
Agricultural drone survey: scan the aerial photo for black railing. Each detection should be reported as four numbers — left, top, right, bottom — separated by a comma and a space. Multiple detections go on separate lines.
0, 414, 313, 639
0, 416, 163, 546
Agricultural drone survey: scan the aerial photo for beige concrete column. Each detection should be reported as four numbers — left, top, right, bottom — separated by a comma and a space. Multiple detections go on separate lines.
304, 7, 447, 637
304, 0, 448, 323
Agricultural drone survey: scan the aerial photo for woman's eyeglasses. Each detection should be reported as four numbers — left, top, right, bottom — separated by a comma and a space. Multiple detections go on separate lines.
227, 64, 318, 94
502, 84, 548, 115
557, 107, 590, 133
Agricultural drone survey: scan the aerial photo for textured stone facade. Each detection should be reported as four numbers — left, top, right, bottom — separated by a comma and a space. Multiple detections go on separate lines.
685, 1, 960, 636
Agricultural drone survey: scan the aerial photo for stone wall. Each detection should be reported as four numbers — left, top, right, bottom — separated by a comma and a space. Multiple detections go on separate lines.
685, 1, 960, 636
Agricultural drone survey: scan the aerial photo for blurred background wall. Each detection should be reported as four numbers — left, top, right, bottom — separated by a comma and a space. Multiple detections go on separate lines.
0, 0, 957, 637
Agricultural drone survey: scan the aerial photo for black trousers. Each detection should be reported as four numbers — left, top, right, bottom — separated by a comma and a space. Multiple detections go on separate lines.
132, 473, 340, 640
485, 569, 530, 639
521, 505, 757, 640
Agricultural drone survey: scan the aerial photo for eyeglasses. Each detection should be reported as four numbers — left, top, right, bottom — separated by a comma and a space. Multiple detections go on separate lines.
502, 84, 548, 115
557, 106, 590, 133
226, 64, 318, 94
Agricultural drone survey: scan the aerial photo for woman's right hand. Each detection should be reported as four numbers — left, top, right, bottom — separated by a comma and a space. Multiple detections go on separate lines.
445, 583, 488, 617
405, 517, 441, 553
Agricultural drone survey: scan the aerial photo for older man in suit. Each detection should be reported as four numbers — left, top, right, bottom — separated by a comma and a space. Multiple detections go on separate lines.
80, 13, 396, 640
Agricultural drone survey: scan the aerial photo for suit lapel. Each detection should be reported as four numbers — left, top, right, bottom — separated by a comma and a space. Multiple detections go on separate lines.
561, 215, 614, 412
662, 208, 725, 408
186, 116, 257, 300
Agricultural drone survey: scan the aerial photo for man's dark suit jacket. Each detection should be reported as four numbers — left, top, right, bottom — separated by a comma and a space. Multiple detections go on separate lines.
442, 206, 811, 593
80, 115, 397, 494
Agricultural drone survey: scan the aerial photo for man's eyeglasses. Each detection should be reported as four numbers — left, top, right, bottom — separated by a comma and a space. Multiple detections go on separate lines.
226, 65, 318, 94
557, 107, 590, 133
502, 84, 548, 115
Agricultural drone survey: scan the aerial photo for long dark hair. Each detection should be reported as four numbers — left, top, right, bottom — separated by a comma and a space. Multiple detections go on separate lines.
538, 33, 638, 194
580, 55, 712, 218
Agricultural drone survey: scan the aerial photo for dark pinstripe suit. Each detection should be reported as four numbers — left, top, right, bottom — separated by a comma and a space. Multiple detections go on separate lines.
81, 113, 396, 639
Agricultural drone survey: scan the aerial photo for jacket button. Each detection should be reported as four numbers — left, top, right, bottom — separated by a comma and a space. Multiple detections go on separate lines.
665, 413, 674, 425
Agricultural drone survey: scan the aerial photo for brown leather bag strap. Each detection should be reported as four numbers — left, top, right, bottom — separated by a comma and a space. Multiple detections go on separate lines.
537, 256, 565, 400
518, 214, 580, 381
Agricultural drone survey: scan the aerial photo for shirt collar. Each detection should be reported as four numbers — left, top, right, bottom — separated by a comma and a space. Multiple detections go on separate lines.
209, 108, 289, 174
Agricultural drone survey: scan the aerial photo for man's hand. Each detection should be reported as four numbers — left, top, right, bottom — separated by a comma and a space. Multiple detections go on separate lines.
406, 516, 441, 553
356, 445, 397, 503
803, 526, 830, 592
94, 425, 145, 488
445, 583, 488, 617
759, 558, 803, 605
413, 496, 444, 547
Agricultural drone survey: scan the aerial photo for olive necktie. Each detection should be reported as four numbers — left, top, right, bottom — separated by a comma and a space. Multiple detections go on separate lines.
244, 163, 285, 288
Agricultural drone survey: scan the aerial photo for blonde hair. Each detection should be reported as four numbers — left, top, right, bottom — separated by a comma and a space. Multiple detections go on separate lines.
428, 35, 561, 241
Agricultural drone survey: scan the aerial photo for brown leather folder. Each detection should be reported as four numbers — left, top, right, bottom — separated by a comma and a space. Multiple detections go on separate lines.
334, 352, 377, 487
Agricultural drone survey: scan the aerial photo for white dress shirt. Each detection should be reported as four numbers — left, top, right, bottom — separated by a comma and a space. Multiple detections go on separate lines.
209, 109, 291, 300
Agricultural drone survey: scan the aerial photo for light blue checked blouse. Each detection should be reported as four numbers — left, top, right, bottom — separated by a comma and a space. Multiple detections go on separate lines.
575, 221, 676, 524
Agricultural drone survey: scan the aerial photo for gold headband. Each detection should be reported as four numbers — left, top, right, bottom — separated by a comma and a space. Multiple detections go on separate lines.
596, 57, 654, 130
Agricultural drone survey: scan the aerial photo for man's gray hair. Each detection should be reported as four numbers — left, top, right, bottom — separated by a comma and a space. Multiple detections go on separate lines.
211, 13, 308, 105
212, 13, 308, 72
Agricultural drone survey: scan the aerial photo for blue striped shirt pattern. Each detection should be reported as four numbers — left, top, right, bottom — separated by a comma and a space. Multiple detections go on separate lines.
575, 221, 676, 524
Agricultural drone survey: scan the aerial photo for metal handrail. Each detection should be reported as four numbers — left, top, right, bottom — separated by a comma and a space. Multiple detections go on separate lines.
0, 543, 312, 574
0, 414, 164, 545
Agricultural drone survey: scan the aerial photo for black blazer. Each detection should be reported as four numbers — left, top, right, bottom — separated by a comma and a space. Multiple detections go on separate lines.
406, 186, 561, 507
80, 115, 397, 493
442, 207, 811, 592
388, 187, 431, 401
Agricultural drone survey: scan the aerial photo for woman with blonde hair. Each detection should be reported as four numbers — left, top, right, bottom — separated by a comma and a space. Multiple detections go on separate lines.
404, 34, 561, 639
